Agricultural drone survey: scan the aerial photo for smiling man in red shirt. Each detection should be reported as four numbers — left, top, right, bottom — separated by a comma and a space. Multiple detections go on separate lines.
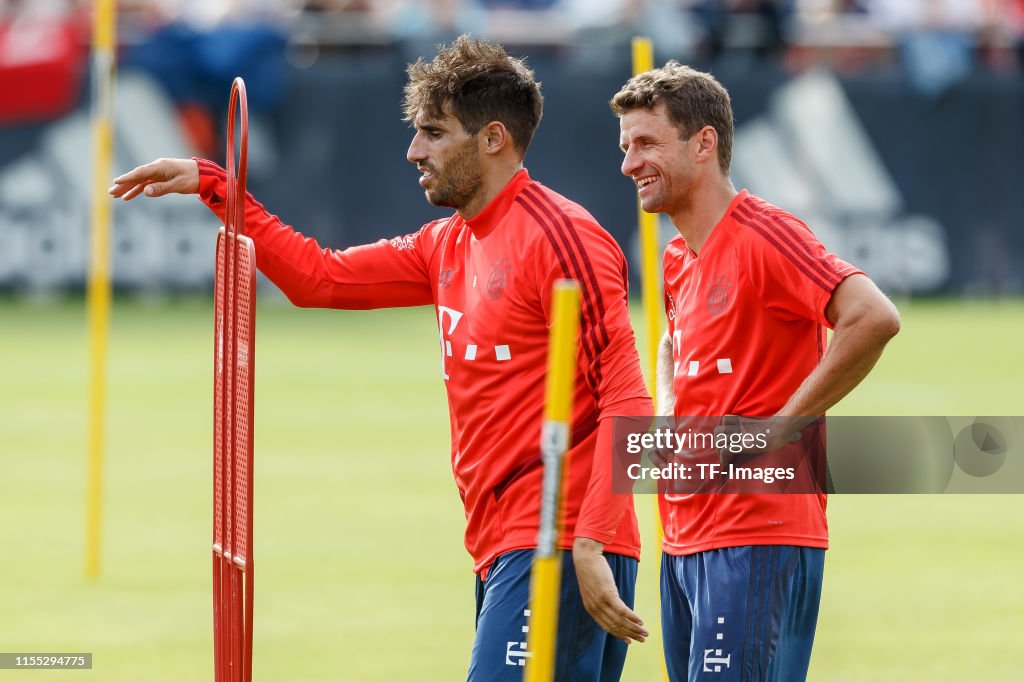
111, 36, 651, 681
612, 63, 901, 681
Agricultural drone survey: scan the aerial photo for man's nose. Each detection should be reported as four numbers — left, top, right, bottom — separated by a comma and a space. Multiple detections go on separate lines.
407, 133, 425, 165
621, 147, 640, 177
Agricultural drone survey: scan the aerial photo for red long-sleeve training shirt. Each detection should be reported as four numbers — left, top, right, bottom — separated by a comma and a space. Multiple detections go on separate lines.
196, 161, 651, 576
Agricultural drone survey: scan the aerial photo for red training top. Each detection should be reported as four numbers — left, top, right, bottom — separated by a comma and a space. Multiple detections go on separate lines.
662, 190, 862, 556
197, 161, 651, 576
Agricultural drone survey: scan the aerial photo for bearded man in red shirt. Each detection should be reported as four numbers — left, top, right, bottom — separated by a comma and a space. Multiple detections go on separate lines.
112, 35, 652, 681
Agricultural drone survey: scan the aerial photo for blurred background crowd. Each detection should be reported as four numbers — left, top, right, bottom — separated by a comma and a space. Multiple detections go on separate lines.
8, 0, 1024, 53
4, 0, 1024, 128
9, 1, 1024, 58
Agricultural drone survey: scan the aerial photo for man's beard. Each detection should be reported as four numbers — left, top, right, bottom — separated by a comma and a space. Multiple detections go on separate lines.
424, 138, 483, 210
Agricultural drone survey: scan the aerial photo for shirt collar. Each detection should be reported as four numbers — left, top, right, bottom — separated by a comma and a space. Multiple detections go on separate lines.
464, 169, 532, 239
684, 189, 750, 257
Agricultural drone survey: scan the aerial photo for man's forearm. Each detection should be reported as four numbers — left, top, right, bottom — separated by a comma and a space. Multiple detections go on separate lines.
778, 322, 893, 419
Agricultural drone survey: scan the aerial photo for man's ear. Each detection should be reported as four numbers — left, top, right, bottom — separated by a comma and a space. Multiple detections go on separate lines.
480, 121, 511, 155
694, 126, 718, 165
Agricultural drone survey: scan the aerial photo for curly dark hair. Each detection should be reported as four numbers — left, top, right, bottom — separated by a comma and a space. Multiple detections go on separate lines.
610, 61, 734, 175
403, 35, 543, 156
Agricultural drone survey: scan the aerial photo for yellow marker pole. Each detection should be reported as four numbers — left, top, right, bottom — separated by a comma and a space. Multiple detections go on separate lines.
85, 0, 117, 581
632, 35, 666, 538
524, 281, 581, 682
631, 36, 661, 395
632, 36, 670, 682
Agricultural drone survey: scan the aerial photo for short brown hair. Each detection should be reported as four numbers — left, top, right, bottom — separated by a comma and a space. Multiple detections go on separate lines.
610, 61, 734, 175
403, 35, 544, 156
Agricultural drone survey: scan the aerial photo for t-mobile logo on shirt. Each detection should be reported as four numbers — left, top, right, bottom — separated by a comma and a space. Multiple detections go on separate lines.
437, 306, 512, 381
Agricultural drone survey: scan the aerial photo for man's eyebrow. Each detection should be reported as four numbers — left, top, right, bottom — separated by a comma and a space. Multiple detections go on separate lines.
629, 134, 658, 146
417, 122, 445, 133
620, 134, 650, 151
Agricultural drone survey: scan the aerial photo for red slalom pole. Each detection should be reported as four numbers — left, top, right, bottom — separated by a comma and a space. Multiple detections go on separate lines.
213, 77, 255, 682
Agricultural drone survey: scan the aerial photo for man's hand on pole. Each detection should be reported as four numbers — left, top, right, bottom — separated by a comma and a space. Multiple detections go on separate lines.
109, 158, 200, 200
572, 537, 648, 645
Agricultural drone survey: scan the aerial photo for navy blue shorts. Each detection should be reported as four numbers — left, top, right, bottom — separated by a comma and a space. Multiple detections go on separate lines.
469, 549, 638, 682
661, 546, 824, 681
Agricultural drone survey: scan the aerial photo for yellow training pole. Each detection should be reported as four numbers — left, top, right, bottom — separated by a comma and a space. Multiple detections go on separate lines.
85, 0, 117, 581
632, 36, 669, 682
632, 35, 666, 542
524, 281, 581, 682
632, 36, 661, 394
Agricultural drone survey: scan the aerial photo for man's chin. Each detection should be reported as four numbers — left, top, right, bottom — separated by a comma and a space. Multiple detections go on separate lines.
425, 190, 456, 209
641, 197, 665, 214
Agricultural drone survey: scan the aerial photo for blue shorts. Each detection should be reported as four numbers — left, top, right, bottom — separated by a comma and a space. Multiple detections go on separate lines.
661, 545, 824, 682
469, 549, 638, 682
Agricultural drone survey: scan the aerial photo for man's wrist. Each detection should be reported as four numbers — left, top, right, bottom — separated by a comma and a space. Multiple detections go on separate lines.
770, 414, 814, 443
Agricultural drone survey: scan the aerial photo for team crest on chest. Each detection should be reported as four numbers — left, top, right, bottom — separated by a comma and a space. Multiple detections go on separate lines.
486, 258, 511, 300
706, 275, 732, 316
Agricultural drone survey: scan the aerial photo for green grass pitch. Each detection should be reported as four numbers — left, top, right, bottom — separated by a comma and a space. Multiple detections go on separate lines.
0, 298, 1021, 680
